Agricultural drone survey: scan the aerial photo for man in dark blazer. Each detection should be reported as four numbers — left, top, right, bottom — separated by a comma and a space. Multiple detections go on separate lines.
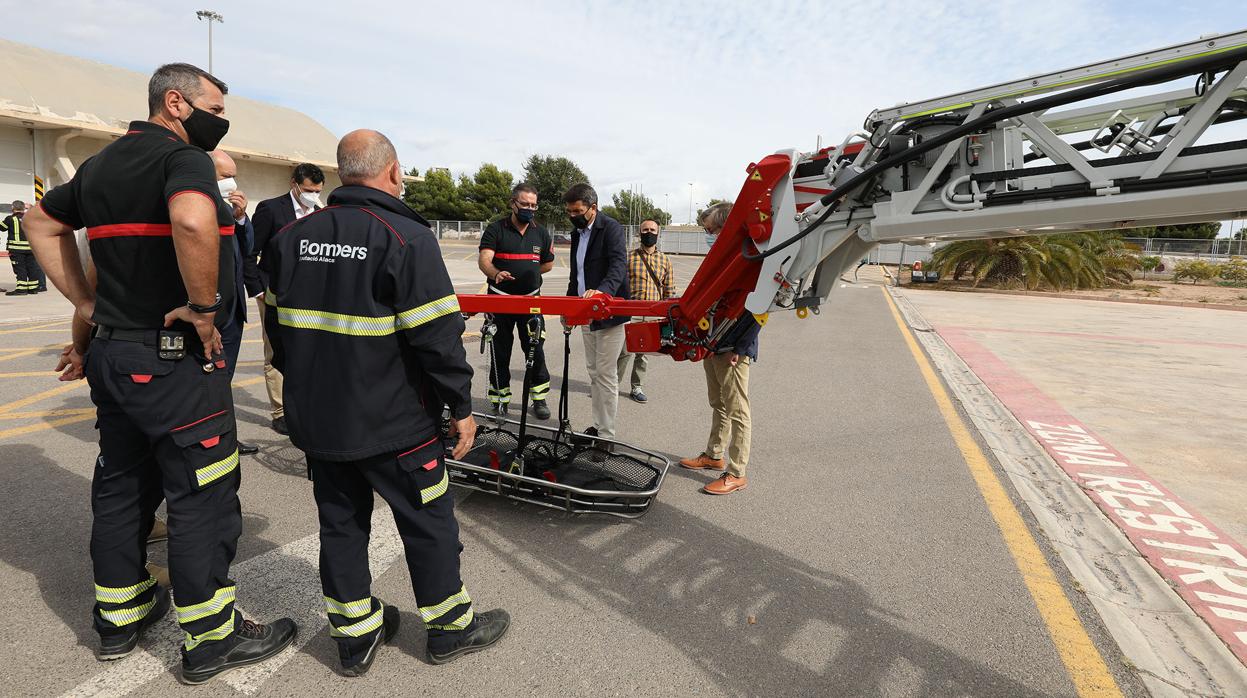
209, 150, 260, 455
563, 183, 629, 455
243, 163, 325, 435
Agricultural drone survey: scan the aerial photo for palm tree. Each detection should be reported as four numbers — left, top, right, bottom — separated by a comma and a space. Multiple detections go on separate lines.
928, 232, 1136, 290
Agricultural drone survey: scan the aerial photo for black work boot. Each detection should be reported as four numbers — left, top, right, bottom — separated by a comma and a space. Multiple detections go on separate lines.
341, 603, 400, 677
96, 584, 172, 661
427, 609, 511, 665
179, 616, 298, 685
531, 400, 551, 420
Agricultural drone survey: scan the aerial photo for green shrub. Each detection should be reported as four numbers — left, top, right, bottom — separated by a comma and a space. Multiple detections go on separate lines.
1172, 259, 1218, 284
1218, 257, 1247, 284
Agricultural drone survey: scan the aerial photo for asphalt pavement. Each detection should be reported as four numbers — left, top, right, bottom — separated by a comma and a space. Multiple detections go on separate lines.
0, 251, 1147, 696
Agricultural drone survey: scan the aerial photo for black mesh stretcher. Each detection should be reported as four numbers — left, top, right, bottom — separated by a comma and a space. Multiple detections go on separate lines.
441, 316, 670, 518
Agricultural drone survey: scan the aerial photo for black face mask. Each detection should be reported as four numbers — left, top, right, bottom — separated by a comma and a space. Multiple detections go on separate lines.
640, 232, 658, 247
181, 103, 230, 151
569, 213, 590, 229
515, 207, 536, 224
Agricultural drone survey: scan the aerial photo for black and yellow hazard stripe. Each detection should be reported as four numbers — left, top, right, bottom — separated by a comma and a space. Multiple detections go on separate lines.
32, 175, 44, 201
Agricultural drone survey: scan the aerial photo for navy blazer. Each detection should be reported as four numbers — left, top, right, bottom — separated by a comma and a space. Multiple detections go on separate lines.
223, 216, 254, 326
244, 193, 319, 295
566, 212, 629, 329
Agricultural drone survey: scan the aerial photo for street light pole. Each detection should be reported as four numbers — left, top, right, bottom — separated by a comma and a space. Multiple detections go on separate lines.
196, 10, 224, 73
687, 182, 693, 225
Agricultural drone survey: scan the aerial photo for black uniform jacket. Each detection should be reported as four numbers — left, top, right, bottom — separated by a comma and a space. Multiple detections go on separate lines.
261, 185, 473, 461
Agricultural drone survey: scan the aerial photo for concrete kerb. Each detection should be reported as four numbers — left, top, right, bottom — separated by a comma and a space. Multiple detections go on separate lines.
888, 286, 1247, 698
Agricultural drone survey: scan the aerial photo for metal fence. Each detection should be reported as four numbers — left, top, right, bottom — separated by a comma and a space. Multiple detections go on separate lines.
1122, 237, 1247, 258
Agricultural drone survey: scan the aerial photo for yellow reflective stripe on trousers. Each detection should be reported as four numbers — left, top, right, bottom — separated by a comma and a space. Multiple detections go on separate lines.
428, 607, 473, 631
329, 604, 385, 638
421, 468, 449, 505
176, 585, 237, 624
324, 596, 372, 618
95, 576, 156, 603
185, 611, 236, 651
196, 449, 239, 488
396, 294, 460, 330
419, 585, 471, 623
530, 382, 551, 396
99, 597, 157, 626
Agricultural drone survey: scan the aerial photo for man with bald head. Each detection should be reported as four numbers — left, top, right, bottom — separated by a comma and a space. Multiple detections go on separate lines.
208, 150, 260, 455
262, 129, 510, 676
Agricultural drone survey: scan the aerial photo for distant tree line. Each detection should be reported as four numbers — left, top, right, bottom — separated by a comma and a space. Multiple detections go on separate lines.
401, 154, 673, 227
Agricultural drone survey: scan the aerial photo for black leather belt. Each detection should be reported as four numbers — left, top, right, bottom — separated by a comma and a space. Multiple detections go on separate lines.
94, 325, 163, 345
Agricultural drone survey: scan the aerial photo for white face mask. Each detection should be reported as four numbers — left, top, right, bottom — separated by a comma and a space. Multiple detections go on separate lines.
297, 190, 320, 208
217, 177, 237, 197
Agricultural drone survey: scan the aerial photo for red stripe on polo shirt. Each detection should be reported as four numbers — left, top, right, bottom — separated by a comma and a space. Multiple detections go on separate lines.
87, 223, 235, 240
494, 252, 539, 261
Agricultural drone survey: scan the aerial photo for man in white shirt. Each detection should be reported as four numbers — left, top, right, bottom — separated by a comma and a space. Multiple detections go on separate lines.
243, 163, 324, 435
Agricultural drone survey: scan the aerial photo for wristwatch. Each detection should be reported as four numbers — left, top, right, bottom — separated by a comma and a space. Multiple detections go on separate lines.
188, 293, 223, 314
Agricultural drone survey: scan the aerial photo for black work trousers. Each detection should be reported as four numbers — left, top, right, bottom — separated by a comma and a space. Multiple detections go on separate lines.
487, 313, 549, 406
86, 334, 243, 663
310, 439, 474, 666
9, 250, 44, 292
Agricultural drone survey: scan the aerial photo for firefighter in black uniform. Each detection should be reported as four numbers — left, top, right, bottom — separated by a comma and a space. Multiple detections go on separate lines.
477, 183, 556, 419
262, 129, 510, 676
3, 200, 46, 295
24, 62, 296, 685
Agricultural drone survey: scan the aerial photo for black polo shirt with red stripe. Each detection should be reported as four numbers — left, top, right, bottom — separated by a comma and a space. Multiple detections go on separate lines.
39, 120, 236, 331
479, 215, 554, 295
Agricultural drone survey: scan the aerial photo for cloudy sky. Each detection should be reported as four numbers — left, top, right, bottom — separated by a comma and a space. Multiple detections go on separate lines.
8, 1, 1247, 224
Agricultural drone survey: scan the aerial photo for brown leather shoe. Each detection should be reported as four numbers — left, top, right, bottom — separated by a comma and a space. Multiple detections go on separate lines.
679, 454, 725, 471
704, 474, 747, 495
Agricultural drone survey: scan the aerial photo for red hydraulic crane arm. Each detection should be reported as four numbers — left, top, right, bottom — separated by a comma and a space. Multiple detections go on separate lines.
456, 152, 794, 362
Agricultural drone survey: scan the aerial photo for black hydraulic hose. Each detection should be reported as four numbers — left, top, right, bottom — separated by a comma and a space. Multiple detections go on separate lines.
744, 42, 1247, 262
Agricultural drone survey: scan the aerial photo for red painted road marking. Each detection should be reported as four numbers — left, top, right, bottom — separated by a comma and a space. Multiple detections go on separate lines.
939, 325, 1247, 665
939, 325, 1247, 351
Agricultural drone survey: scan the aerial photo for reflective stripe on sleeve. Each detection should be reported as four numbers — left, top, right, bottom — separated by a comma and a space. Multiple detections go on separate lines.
396, 294, 461, 330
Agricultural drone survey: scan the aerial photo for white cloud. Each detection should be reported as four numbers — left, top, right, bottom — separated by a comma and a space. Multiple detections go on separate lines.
8, 0, 1247, 223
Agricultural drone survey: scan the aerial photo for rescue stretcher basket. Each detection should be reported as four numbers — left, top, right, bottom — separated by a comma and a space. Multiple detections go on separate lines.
443, 412, 670, 518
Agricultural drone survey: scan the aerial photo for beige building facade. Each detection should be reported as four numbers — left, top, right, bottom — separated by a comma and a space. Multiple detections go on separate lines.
0, 38, 341, 219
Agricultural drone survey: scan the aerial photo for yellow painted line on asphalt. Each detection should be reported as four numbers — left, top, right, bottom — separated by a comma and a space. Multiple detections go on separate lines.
0, 345, 57, 362
880, 286, 1121, 698
0, 319, 70, 334
0, 412, 94, 439
0, 370, 60, 378
0, 407, 94, 420
0, 381, 83, 415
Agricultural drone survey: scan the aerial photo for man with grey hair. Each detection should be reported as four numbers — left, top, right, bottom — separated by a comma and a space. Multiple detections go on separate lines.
263, 129, 510, 676
679, 201, 760, 495
24, 61, 297, 684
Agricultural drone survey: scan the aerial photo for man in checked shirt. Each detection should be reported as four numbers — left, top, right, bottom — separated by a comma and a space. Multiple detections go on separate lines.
616, 218, 674, 403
